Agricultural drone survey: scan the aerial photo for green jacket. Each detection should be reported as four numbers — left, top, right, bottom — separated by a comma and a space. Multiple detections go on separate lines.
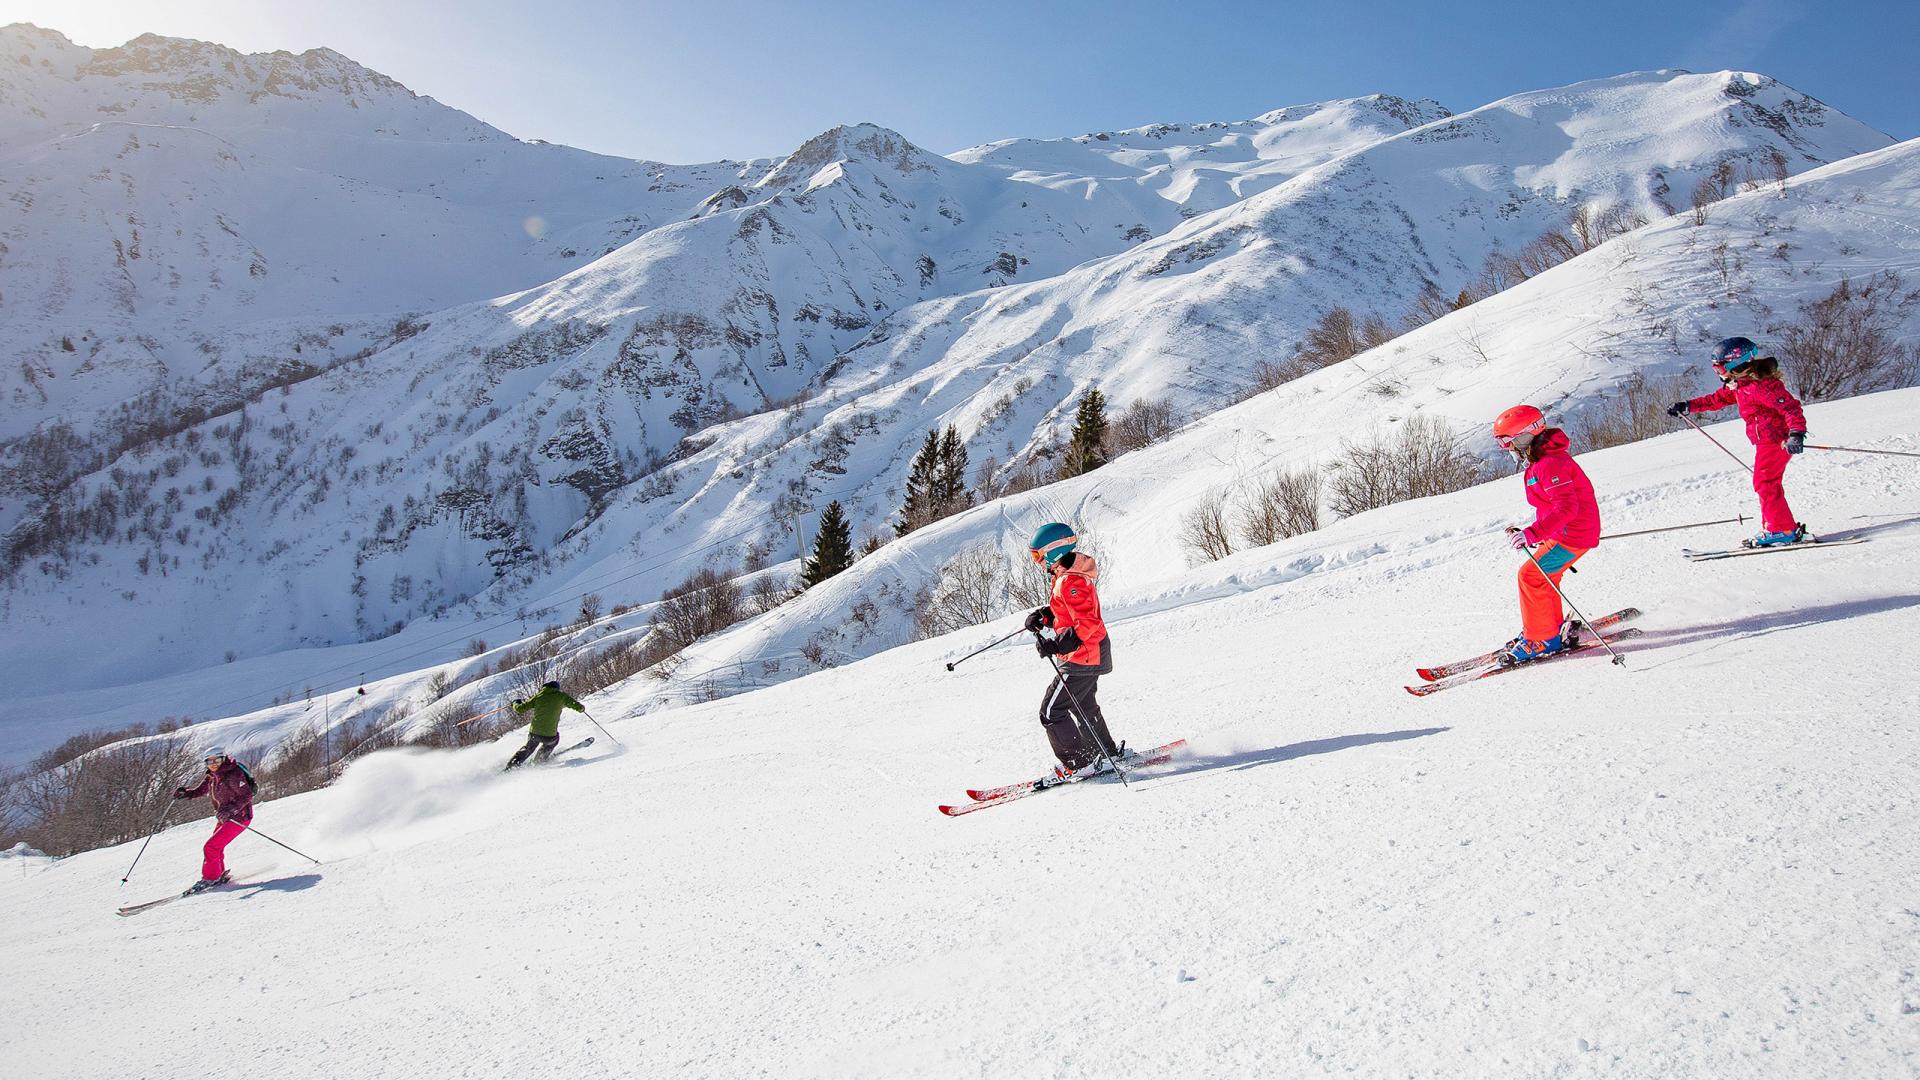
513, 685, 584, 737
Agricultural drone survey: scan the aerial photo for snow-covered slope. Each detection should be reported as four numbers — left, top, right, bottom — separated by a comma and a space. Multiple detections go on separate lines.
4, 387, 1916, 1078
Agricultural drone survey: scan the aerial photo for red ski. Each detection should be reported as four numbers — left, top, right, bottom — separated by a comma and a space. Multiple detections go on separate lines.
1405, 628, 1642, 697
1416, 607, 1641, 681
940, 739, 1187, 817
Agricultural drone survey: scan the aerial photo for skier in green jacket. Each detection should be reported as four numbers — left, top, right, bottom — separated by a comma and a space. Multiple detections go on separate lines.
504, 681, 584, 770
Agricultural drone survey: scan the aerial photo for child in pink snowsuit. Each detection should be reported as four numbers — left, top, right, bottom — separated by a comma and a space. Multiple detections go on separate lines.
1669, 336, 1809, 546
173, 748, 256, 886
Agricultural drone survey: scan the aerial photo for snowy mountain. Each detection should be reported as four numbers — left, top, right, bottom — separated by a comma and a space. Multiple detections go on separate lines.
0, 23, 765, 445
4, 385, 1916, 1077
0, 44, 1904, 765
952, 93, 1453, 213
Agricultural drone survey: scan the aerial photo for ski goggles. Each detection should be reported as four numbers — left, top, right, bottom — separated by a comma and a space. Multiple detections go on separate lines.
1494, 431, 1535, 451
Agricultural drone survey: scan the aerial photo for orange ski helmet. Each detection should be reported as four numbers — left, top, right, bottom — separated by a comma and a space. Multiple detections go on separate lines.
1491, 404, 1546, 450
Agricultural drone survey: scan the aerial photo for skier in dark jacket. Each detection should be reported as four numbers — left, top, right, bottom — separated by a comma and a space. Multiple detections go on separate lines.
505, 681, 584, 770
1022, 522, 1125, 778
173, 747, 256, 889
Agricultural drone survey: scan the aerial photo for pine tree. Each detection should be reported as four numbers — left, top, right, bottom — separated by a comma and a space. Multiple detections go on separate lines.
935, 426, 972, 515
896, 430, 943, 536
1060, 389, 1110, 479
801, 501, 854, 588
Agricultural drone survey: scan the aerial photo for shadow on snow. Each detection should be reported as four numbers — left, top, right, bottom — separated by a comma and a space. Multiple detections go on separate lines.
1628, 592, 1920, 669
1143, 727, 1452, 789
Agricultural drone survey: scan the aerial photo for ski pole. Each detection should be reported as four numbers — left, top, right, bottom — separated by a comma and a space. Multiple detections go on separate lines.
1038, 636, 1128, 786
1599, 515, 1747, 541
456, 703, 513, 728
1678, 413, 1753, 473
1519, 541, 1627, 667
945, 625, 1026, 672
244, 826, 323, 865
120, 801, 174, 884
1806, 443, 1920, 460
581, 711, 623, 747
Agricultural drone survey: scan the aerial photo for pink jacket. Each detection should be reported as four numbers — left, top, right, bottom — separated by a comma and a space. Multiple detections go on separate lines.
1521, 429, 1601, 548
1686, 376, 1807, 446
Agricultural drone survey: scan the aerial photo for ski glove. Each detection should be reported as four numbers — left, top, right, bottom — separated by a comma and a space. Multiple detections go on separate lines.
1024, 606, 1053, 633
1666, 401, 1691, 418
1036, 627, 1082, 658
1506, 526, 1532, 550
172, 786, 190, 800
1785, 431, 1806, 455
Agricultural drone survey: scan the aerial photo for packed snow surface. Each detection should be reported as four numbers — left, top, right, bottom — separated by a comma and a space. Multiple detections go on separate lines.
5, 389, 1917, 1078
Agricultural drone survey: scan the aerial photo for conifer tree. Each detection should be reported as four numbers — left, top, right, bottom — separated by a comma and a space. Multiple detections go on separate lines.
801, 501, 854, 588
896, 429, 943, 536
936, 425, 972, 515
1060, 389, 1110, 479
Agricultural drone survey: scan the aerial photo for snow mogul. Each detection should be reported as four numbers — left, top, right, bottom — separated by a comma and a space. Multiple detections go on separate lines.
171, 747, 256, 892
1022, 523, 1127, 777
505, 681, 585, 770
1667, 336, 1811, 547
1491, 406, 1602, 664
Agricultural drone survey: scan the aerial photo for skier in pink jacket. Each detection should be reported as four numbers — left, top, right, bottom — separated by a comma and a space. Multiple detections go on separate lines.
1492, 405, 1602, 664
1668, 336, 1810, 547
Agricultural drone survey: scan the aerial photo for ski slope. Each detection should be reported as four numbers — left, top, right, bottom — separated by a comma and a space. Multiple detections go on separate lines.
5, 388, 1916, 1078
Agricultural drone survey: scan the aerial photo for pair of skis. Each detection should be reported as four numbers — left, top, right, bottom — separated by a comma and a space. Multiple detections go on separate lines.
1681, 536, 1864, 561
118, 873, 239, 917
1406, 607, 1643, 697
938, 739, 1188, 817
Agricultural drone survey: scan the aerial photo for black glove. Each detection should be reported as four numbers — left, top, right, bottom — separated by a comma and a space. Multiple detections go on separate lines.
172, 786, 189, 800
511, 699, 524, 708
1037, 627, 1081, 658
1785, 431, 1806, 455
1666, 401, 1690, 418
1024, 606, 1052, 633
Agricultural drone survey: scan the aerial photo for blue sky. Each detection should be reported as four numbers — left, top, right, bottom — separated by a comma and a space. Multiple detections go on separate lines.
12, 0, 1916, 162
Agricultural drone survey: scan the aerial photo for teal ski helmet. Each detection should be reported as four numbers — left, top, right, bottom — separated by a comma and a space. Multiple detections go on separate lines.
1028, 522, 1077, 566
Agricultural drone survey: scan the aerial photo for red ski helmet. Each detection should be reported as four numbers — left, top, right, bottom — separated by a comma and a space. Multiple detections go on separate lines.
1491, 404, 1546, 450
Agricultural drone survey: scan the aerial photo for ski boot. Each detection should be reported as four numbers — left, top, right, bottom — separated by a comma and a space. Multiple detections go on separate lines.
1499, 631, 1566, 666
186, 870, 232, 895
1744, 523, 1807, 548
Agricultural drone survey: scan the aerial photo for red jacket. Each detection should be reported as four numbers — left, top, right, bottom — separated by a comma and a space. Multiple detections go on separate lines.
1686, 376, 1807, 447
181, 760, 256, 824
1521, 429, 1601, 548
1047, 556, 1108, 668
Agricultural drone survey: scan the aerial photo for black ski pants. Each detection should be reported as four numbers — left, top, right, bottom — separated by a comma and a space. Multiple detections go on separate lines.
1039, 661, 1119, 770
506, 732, 559, 770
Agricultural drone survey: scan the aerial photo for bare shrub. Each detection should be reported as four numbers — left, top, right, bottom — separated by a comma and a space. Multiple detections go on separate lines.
650, 567, 746, 649
1180, 489, 1236, 565
1570, 373, 1698, 451
1326, 414, 1489, 518
1106, 397, 1184, 456
912, 544, 1013, 640
577, 593, 604, 626
1691, 161, 1736, 225
1238, 468, 1323, 546
1295, 307, 1395, 369
465, 638, 489, 657
1769, 272, 1920, 402
3, 736, 207, 857
748, 574, 793, 615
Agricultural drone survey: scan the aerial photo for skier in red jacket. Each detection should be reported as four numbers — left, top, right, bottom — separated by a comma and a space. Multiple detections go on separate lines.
1022, 522, 1124, 777
1492, 405, 1602, 664
1668, 336, 1811, 547
173, 747, 256, 891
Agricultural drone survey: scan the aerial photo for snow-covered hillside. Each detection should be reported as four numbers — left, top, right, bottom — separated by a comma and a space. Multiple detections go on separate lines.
3, 64, 1895, 738
0, 23, 772, 453
4, 387, 1916, 1078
